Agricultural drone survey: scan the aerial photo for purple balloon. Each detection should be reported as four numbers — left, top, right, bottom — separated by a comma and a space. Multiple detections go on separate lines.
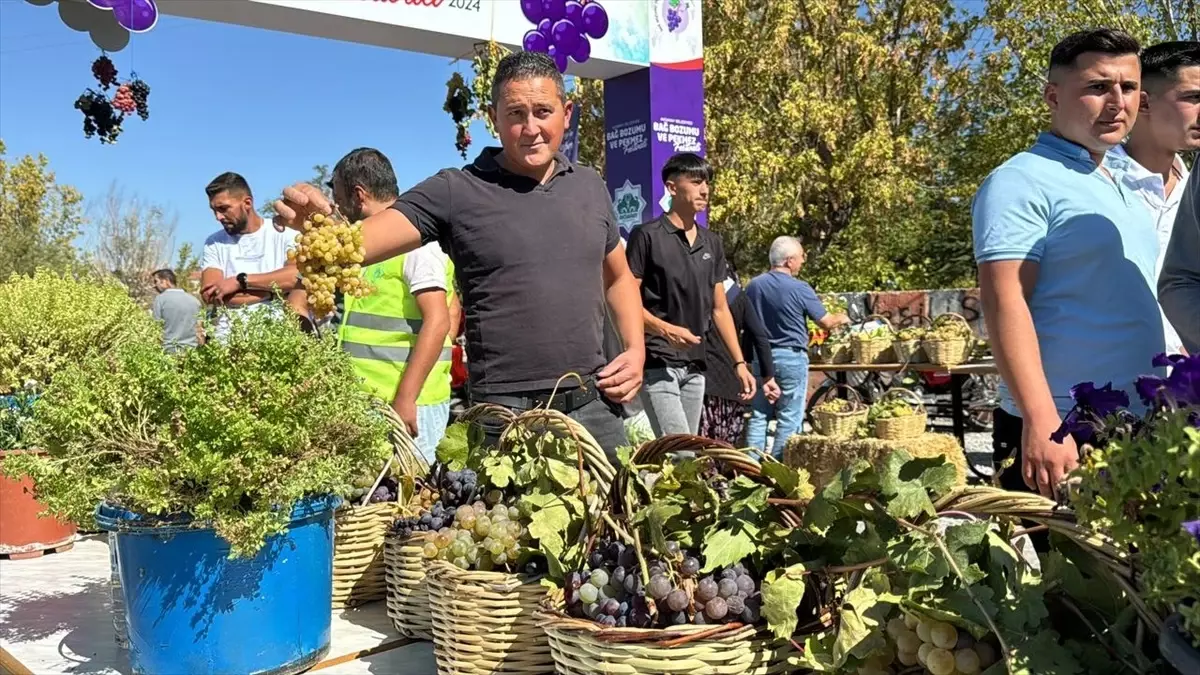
523, 29, 548, 54
547, 44, 568, 73
106, 0, 158, 33
581, 2, 608, 39
542, 0, 566, 23
550, 20, 580, 56
564, 0, 584, 25
572, 36, 591, 63
537, 18, 552, 35
520, 0, 543, 24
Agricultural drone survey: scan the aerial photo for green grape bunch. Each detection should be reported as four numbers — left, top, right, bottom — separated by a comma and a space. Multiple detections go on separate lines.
869, 399, 918, 422
288, 212, 372, 318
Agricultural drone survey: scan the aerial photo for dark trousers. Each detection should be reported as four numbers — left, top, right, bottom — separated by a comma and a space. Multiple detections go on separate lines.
472, 395, 626, 465
992, 407, 1050, 551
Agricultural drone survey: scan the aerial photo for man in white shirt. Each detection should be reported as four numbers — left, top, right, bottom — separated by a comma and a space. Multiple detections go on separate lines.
199, 172, 302, 337
1105, 41, 1200, 355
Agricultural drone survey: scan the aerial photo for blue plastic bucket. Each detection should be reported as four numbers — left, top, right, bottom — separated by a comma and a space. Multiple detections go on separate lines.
96, 495, 340, 675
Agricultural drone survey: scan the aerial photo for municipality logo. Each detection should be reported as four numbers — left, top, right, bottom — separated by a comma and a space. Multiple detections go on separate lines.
614, 180, 647, 230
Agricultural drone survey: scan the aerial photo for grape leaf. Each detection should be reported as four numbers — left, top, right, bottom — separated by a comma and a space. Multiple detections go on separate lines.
833, 586, 899, 664
701, 518, 760, 572
903, 585, 997, 638
726, 476, 769, 513
633, 502, 683, 557
762, 563, 809, 639
898, 455, 958, 495
985, 630, 1084, 675
542, 456, 580, 490
760, 462, 816, 501
482, 455, 515, 488
985, 529, 1020, 599
527, 495, 571, 558
436, 422, 469, 470
996, 569, 1049, 634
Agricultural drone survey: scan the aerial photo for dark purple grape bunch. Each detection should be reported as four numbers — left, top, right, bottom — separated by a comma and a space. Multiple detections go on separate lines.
519, 0, 609, 73
367, 476, 400, 504
128, 78, 150, 121
74, 89, 123, 144
564, 538, 651, 627
666, 8, 681, 31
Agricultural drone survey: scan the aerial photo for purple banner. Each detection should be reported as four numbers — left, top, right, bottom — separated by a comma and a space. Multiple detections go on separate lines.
603, 69, 653, 239
562, 97, 582, 164
647, 63, 706, 226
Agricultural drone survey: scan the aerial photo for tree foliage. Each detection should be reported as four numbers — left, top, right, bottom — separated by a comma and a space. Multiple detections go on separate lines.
261, 164, 332, 218
87, 183, 179, 304
0, 140, 85, 278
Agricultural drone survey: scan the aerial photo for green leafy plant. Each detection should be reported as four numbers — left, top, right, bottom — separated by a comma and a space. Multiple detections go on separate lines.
3, 309, 390, 557
0, 386, 37, 450
0, 268, 159, 394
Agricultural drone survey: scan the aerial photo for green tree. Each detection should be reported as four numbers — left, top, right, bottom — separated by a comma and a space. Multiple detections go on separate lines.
87, 183, 179, 305
0, 140, 85, 278
172, 242, 201, 295
261, 164, 332, 218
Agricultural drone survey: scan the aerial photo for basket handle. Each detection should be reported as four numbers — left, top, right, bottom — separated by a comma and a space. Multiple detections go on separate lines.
878, 387, 927, 416
813, 383, 864, 408
931, 312, 971, 331
858, 314, 894, 334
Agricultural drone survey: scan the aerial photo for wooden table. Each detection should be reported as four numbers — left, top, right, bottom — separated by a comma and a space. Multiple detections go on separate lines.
809, 360, 999, 446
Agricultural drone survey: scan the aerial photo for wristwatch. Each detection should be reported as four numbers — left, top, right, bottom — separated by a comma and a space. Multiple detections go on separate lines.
236, 272, 248, 292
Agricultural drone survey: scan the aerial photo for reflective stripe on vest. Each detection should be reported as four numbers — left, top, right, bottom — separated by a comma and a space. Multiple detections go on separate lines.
337, 251, 454, 406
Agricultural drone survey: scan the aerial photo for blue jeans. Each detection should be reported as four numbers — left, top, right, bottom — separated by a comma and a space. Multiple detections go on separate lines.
641, 366, 706, 436
746, 347, 810, 458
414, 400, 451, 463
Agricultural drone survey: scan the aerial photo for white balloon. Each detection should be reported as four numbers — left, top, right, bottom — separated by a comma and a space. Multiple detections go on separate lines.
91, 24, 129, 52
58, 0, 100, 32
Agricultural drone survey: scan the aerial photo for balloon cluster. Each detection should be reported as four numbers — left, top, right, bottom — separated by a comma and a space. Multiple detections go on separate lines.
519, 0, 609, 73
87, 0, 158, 33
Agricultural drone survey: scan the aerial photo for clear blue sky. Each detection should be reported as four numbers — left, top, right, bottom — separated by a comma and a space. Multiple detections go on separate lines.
0, 0, 496, 257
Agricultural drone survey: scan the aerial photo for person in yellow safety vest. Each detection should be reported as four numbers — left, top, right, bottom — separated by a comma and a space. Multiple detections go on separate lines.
328, 148, 458, 461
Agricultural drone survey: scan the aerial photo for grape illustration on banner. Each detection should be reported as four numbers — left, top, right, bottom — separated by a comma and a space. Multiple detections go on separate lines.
87, 0, 158, 33
519, 0, 607, 72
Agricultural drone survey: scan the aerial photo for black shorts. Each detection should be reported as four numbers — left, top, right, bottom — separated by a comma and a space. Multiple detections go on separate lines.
992, 407, 1029, 493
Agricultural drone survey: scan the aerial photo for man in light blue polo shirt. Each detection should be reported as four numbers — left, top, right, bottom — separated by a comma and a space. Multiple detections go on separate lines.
972, 28, 1163, 499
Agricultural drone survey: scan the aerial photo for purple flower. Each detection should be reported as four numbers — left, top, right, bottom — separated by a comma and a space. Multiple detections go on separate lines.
1137, 353, 1200, 408
1051, 407, 1096, 444
1184, 520, 1200, 547
1070, 382, 1130, 416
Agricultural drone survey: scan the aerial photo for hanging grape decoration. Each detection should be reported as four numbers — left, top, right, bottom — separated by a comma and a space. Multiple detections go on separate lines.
77, 58, 151, 144
518, 0, 608, 73
443, 72, 475, 159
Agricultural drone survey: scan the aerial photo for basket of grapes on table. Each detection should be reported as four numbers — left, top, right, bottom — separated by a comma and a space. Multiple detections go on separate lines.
536, 435, 812, 674
921, 313, 974, 367
869, 388, 927, 441
891, 316, 931, 365
809, 385, 869, 439
851, 315, 896, 364
332, 406, 428, 608
392, 403, 617, 671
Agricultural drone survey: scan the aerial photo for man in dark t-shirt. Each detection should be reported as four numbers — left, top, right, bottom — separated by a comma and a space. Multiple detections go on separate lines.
271, 52, 645, 459
626, 154, 755, 436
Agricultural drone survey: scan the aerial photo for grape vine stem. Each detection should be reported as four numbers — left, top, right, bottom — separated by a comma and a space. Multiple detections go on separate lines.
896, 517, 1014, 675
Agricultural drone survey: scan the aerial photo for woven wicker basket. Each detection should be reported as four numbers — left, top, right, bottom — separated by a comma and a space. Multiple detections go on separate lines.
851, 315, 895, 364
384, 532, 434, 639
809, 385, 869, 439
536, 436, 809, 674
426, 560, 556, 674
813, 338, 851, 365
332, 405, 427, 608
333, 501, 401, 607
892, 316, 931, 365
539, 588, 795, 675
922, 312, 974, 367
871, 388, 928, 441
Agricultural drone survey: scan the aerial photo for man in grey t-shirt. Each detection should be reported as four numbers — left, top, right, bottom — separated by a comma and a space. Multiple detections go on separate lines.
151, 269, 202, 353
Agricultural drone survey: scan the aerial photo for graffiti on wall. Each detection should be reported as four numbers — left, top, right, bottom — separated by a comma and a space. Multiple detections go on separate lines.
828, 288, 986, 338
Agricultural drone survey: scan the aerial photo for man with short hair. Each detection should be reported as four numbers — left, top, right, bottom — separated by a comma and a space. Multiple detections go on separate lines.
199, 172, 302, 337
626, 153, 755, 436
1154, 44, 1200, 356
327, 147, 455, 460
1104, 41, 1200, 356
272, 52, 644, 459
744, 236, 848, 457
972, 28, 1162, 499
150, 268, 202, 353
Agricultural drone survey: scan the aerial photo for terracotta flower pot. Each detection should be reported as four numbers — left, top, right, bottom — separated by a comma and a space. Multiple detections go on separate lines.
0, 449, 76, 559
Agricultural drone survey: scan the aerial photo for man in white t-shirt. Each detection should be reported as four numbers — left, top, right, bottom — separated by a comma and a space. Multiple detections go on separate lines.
1105, 41, 1200, 355
199, 172, 302, 337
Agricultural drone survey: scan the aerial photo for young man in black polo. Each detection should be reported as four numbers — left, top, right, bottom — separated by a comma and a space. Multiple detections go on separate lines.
625, 153, 755, 436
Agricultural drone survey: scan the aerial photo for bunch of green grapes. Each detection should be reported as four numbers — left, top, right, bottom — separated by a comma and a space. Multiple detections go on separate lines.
287, 212, 372, 318
814, 399, 856, 414
853, 613, 999, 675
927, 315, 973, 340
869, 399, 918, 421
419, 495, 529, 571
896, 326, 927, 341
